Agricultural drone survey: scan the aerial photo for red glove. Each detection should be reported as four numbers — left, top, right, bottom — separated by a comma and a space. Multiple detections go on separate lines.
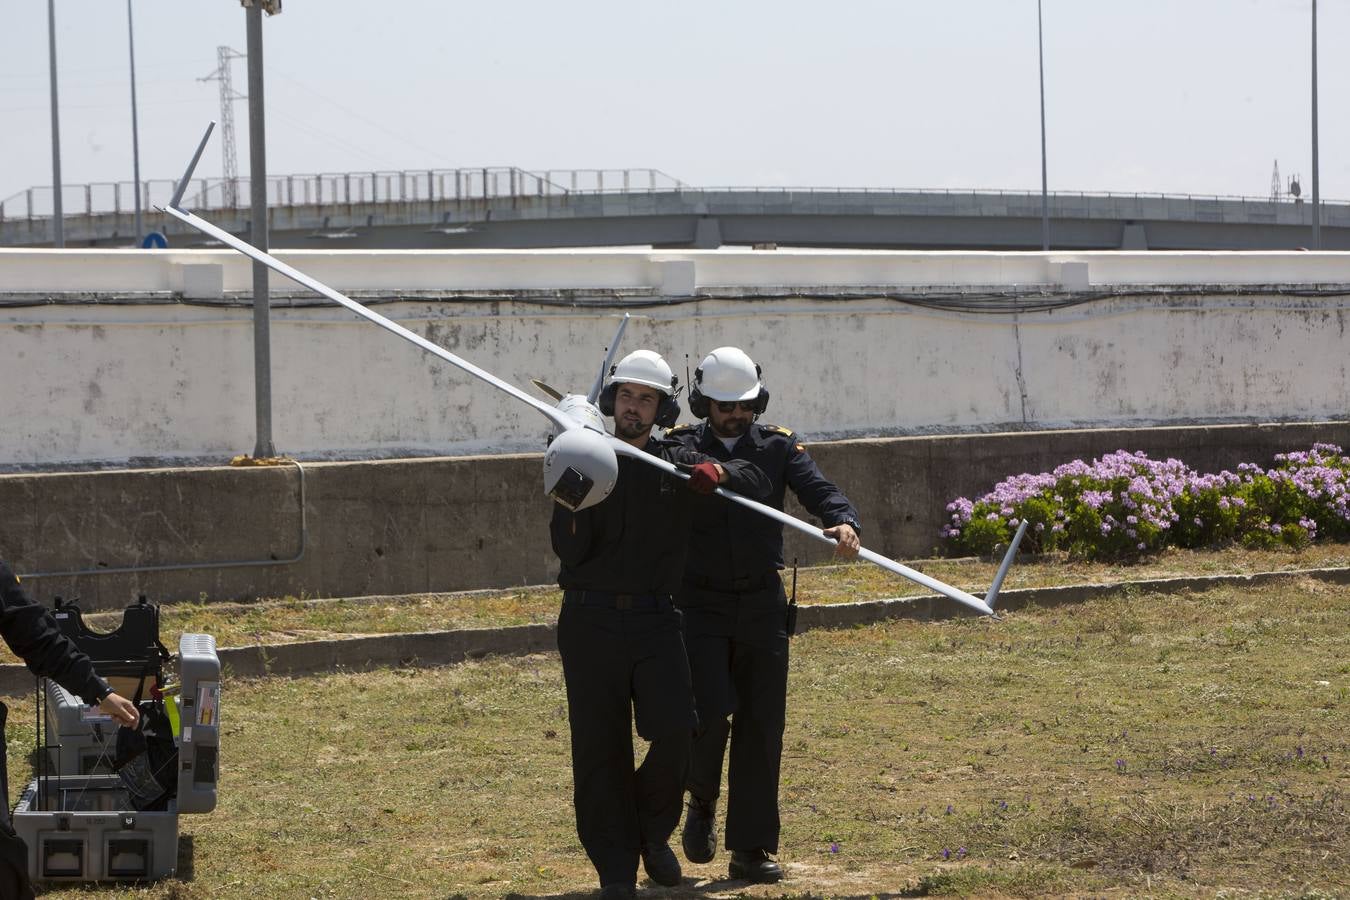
686, 461, 721, 494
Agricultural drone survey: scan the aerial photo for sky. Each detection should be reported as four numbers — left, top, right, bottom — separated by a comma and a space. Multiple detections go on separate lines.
2, 0, 1347, 203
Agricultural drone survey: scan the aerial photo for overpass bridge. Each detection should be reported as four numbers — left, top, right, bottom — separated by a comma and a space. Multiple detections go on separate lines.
4, 166, 1348, 251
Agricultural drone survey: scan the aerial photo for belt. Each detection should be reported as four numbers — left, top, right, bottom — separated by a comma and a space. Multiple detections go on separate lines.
563, 589, 673, 611
683, 571, 781, 594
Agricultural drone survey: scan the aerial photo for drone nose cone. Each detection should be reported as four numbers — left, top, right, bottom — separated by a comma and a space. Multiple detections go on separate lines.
544, 428, 618, 511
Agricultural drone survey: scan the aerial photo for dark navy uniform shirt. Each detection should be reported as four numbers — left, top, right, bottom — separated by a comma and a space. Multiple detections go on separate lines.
550, 435, 771, 595
668, 422, 860, 583
1, 559, 112, 705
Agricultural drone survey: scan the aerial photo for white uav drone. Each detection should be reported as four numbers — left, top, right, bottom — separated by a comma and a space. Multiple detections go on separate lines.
160, 123, 1025, 617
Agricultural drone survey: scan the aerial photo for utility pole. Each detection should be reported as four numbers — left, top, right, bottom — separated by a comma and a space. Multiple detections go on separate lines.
127, 0, 143, 242
244, 0, 280, 458
199, 47, 246, 207
1311, 0, 1321, 249
47, 0, 64, 247
1037, 0, 1049, 251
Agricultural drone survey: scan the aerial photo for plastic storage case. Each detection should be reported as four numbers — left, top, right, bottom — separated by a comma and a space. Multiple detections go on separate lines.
40, 634, 219, 810
42, 680, 117, 776
11, 595, 220, 883
10, 775, 180, 881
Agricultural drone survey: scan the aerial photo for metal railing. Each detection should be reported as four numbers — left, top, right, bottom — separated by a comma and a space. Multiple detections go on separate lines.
4, 166, 1347, 224
647, 185, 1350, 206
0, 167, 687, 222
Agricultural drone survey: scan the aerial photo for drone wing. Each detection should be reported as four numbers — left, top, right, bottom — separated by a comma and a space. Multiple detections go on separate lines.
587, 313, 629, 404
159, 129, 574, 436
163, 123, 1011, 618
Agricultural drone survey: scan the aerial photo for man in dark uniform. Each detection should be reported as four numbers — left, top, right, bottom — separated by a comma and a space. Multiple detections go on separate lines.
551, 349, 770, 900
668, 347, 860, 884
1, 558, 139, 898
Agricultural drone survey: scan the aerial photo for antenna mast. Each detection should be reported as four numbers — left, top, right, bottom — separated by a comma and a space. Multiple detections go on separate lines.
199, 47, 245, 207
1270, 160, 1281, 202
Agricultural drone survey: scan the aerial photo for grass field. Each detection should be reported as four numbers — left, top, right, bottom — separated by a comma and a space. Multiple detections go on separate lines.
3, 549, 1348, 898
67, 543, 1350, 649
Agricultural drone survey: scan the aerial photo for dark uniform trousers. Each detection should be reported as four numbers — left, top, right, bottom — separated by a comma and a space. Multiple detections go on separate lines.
556, 597, 696, 886
679, 576, 789, 854
667, 420, 858, 857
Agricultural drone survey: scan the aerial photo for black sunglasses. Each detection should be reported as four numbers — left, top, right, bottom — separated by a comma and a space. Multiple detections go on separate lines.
715, 400, 757, 413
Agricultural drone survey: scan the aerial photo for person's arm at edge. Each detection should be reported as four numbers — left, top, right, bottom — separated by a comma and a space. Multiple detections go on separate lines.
0, 561, 139, 727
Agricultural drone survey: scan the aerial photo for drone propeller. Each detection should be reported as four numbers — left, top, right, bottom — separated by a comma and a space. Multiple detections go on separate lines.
530, 379, 566, 402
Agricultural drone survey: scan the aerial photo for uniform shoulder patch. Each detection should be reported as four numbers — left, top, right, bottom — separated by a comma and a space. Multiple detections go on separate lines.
758, 423, 796, 438
665, 423, 697, 435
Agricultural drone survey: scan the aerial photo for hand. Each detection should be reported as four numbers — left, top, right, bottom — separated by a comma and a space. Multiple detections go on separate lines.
686, 461, 723, 494
823, 523, 860, 558
98, 692, 140, 729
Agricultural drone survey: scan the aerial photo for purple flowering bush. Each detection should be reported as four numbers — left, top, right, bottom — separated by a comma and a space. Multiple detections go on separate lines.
942, 444, 1350, 559
1253, 444, 1350, 545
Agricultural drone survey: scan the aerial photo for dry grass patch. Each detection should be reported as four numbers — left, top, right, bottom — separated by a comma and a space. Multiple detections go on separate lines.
57, 544, 1350, 651
4, 575, 1348, 898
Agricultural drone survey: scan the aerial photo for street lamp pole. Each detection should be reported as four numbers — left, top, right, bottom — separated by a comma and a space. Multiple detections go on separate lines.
1037, 0, 1049, 251
47, 0, 64, 248
1311, 0, 1321, 249
127, 0, 143, 243
245, 0, 276, 458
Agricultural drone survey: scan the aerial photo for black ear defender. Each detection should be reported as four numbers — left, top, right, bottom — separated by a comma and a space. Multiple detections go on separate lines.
753, 385, 770, 415
656, 375, 682, 428
750, 363, 769, 415
597, 364, 619, 417
688, 366, 710, 419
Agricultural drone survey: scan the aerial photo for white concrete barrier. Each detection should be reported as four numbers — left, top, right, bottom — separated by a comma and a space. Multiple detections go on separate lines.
2, 248, 1348, 467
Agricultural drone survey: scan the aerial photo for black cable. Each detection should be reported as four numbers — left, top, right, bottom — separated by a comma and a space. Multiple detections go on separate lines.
7, 283, 1350, 314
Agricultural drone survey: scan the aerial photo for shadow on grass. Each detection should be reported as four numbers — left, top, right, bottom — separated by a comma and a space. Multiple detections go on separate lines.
506, 877, 914, 899
176, 833, 195, 881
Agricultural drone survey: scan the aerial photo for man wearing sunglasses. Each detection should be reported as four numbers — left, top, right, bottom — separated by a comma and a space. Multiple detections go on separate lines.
667, 347, 860, 884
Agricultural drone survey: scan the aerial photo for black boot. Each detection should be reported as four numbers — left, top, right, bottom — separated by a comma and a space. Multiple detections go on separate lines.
641, 842, 682, 887
681, 794, 718, 864
729, 848, 783, 883
599, 883, 636, 899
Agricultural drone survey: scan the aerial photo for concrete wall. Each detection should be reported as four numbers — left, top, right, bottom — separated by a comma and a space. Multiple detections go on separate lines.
3, 248, 1350, 469
2, 421, 1347, 610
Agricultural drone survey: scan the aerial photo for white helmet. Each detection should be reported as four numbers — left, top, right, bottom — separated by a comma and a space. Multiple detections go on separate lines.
607, 349, 676, 395
690, 346, 768, 418
696, 347, 761, 401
